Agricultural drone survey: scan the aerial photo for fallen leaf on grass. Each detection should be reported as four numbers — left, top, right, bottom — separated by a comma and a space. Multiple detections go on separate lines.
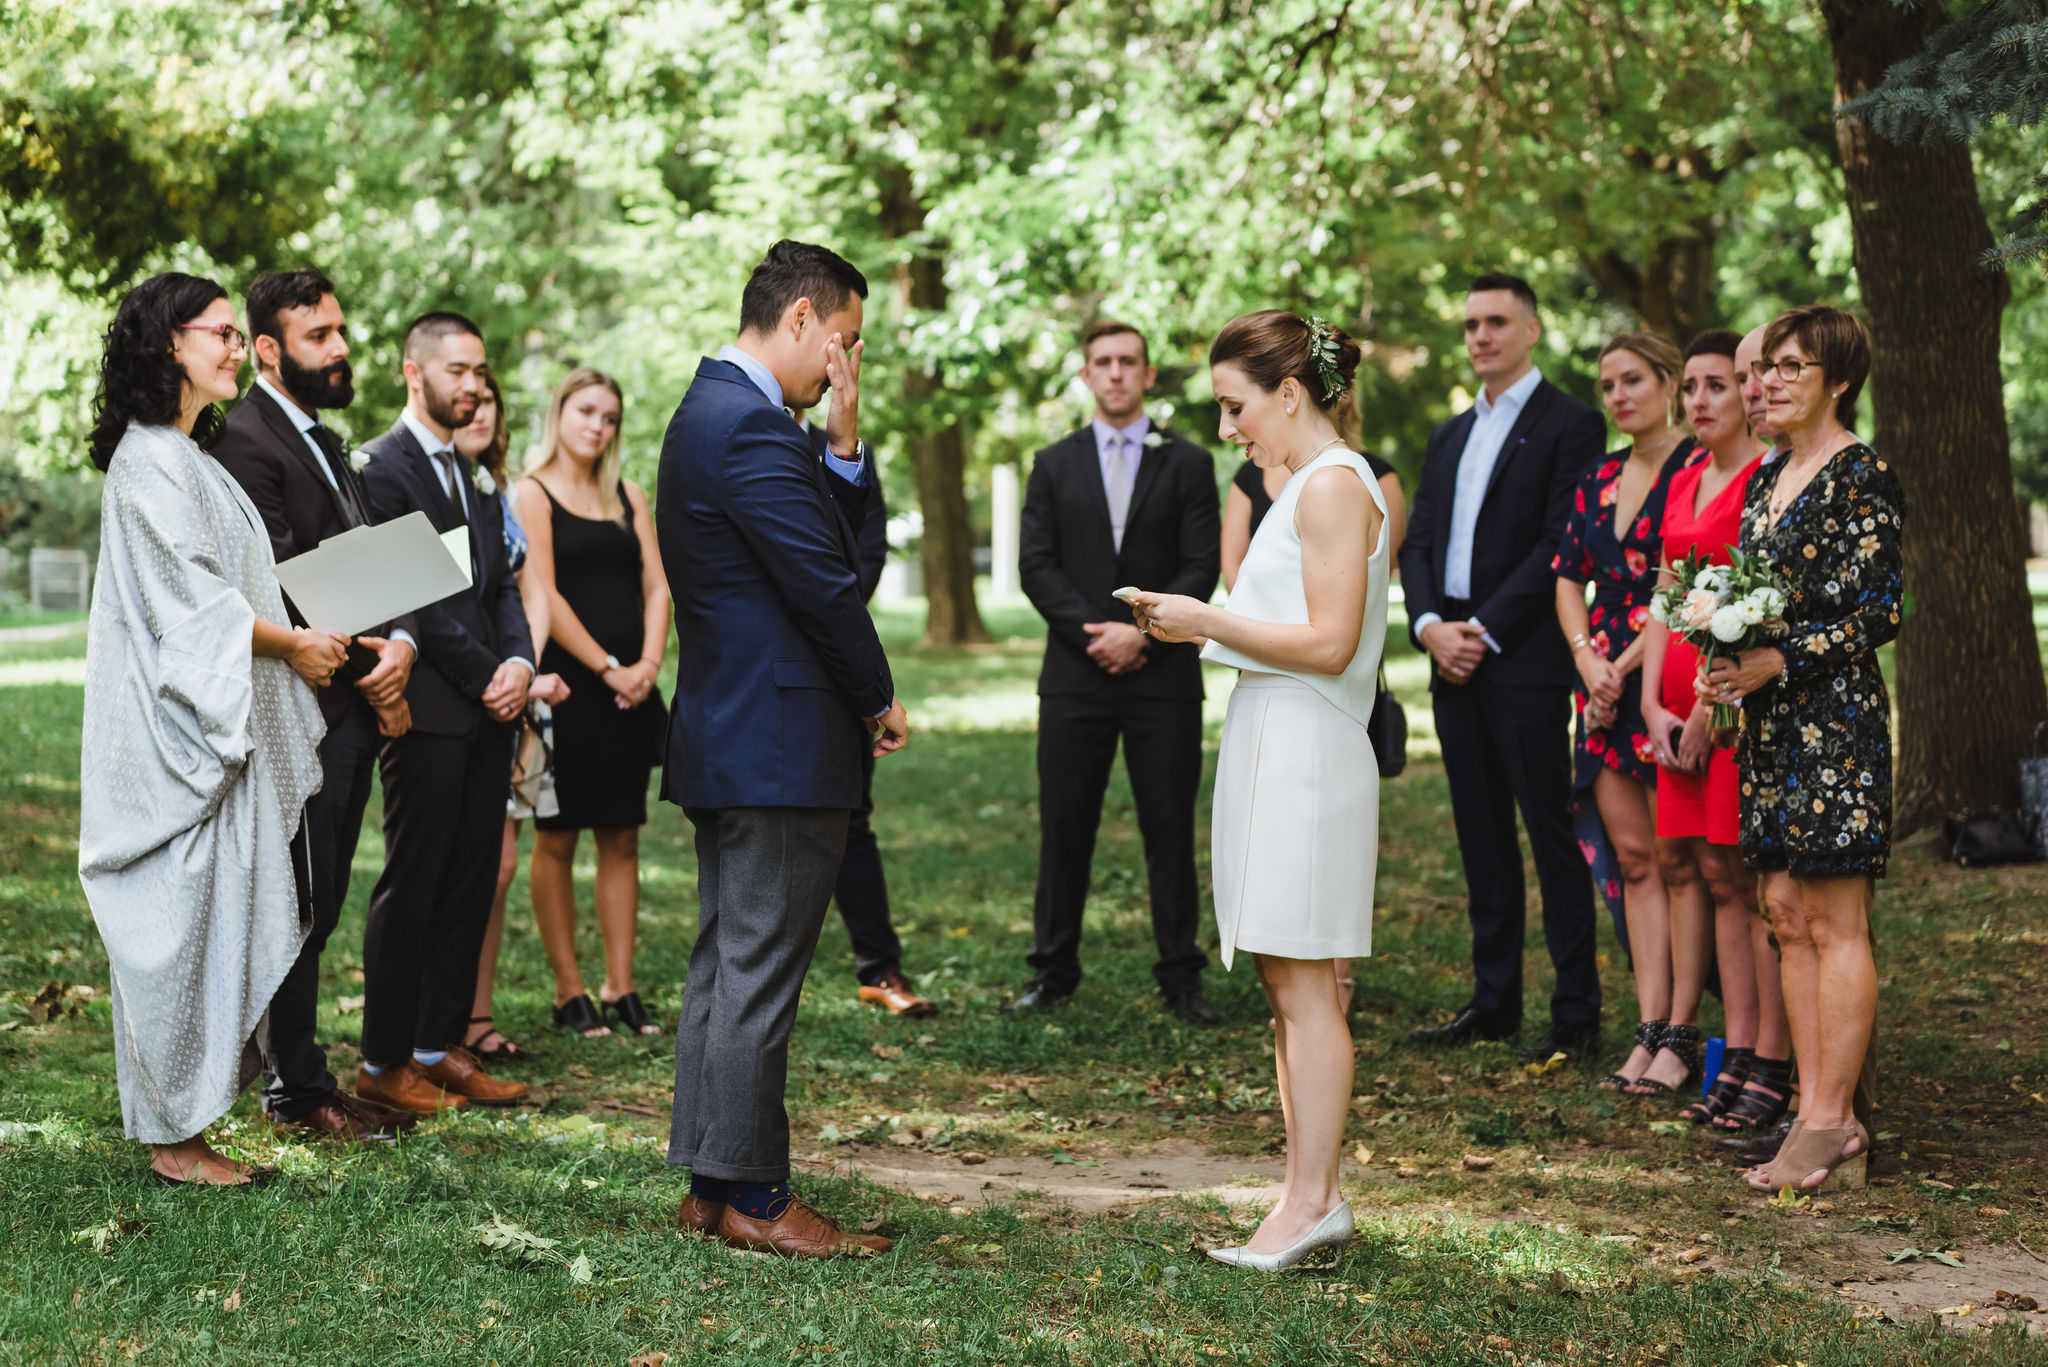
1049, 1149, 1099, 1167
1768, 1187, 1810, 1209
1647, 1121, 1688, 1136
871, 1044, 902, 1060
1936, 1304, 1975, 1317
818, 1123, 852, 1144
1523, 1052, 1567, 1076
72, 1218, 145, 1255
1887, 1247, 1964, 1267
1459, 1154, 1495, 1171
627, 1354, 667, 1367
567, 1253, 593, 1285
221, 1284, 241, 1313
1352, 1144, 1374, 1166
1979, 1207, 2010, 1217
1994, 1290, 2039, 1312
1394, 1166, 1422, 1179
1674, 1248, 1707, 1265
335, 995, 364, 1014
957, 1151, 988, 1165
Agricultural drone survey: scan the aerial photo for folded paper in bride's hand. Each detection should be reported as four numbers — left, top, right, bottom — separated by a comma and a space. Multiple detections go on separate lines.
272, 511, 473, 636
1112, 585, 1144, 604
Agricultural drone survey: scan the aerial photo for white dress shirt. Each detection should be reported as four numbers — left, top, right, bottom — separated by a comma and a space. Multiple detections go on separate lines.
1092, 415, 1149, 550
1413, 366, 1544, 648
715, 344, 868, 485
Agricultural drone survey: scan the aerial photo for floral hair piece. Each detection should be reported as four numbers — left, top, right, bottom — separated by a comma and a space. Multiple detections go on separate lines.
1307, 316, 1349, 403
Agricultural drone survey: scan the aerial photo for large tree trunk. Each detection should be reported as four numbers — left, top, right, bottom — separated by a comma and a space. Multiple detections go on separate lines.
881, 173, 990, 646
1820, 0, 2045, 829
1581, 216, 1719, 342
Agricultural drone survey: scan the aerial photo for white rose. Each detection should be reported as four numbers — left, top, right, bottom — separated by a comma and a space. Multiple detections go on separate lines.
1648, 596, 1672, 625
1695, 566, 1729, 593
1735, 599, 1765, 626
1142, 431, 1166, 449
1681, 587, 1720, 629
1747, 585, 1785, 618
1708, 605, 1747, 642
349, 448, 371, 472
474, 465, 498, 497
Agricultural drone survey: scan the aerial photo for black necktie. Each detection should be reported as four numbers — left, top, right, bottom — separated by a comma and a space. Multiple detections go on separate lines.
308, 424, 366, 525
433, 449, 470, 526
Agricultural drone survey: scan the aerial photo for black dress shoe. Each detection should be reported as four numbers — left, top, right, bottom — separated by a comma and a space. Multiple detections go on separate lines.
1163, 989, 1218, 1027
1409, 1006, 1520, 1047
1515, 1020, 1600, 1065
1726, 1112, 1796, 1166
1001, 981, 1074, 1015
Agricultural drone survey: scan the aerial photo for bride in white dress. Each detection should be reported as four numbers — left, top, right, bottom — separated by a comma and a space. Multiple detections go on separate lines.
1127, 310, 1386, 1271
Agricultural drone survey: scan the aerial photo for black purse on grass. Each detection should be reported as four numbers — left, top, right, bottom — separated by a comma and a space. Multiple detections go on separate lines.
1368, 666, 1407, 777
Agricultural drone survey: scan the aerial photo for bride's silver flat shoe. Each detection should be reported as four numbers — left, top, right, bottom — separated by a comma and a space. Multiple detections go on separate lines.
1206, 1201, 1355, 1272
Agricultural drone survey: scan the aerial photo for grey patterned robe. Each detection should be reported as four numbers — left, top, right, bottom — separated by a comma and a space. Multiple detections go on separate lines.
79, 423, 325, 1143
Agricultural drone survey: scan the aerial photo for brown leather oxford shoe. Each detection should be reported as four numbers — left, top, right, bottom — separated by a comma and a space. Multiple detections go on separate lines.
354, 1061, 468, 1115
271, 1089, 417, 1141
677, 1194, 726, 1236
858, 969, 936, 1018
421, 1047, 529, 1107
718, 1195, 892, 1258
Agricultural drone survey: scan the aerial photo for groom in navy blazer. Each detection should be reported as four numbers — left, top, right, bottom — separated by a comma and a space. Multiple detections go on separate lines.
658, 241, 908, 1259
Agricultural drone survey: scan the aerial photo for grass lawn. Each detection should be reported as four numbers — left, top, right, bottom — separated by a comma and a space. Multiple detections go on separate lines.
1, 598, 2045, 1365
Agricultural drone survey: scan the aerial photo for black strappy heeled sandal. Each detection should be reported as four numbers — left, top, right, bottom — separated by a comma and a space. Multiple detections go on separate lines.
1624, 1022, 1701, 1097
464, 1014, 545, 1063
1678, 1045, 1752, 1124
1600, 1020, 1667, 1091
1712, 1054, 1792, 1132
552, 994, 610, 1037
602, 991, 661, 1036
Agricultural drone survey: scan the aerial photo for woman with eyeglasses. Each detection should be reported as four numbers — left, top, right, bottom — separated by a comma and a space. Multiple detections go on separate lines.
1701, 305, 1902, 1194
78, 273, 342, 1186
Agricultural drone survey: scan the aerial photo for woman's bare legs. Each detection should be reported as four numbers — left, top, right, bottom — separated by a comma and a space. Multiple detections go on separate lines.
1776, 875, 1875, 1135
530, 827, 609, 1035
1333, 957, 1354, 1017
1637, 820, 1712, 1092
1596, 769, 1670, 1084
1247, 955, 1352, 1255
592, 826, 643, 1009
467, 817, 521, 1053
151, 1135, 251, 1185
1697, 841, 1760, 1050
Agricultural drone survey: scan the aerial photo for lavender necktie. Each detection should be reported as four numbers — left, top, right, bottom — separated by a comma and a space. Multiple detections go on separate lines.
1106, 433, 1134, 551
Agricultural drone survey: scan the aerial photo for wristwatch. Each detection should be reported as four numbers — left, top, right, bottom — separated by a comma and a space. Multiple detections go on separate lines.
603, 653, 622, 672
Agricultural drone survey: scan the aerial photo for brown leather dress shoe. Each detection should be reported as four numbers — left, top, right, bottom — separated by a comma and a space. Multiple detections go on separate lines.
343, 1090, 422, 1131
718, 1196, 893, 1258
271, 1089, 415, 1141
420, 1047, 529, 1107
677, 1194, 726, 1236
355, 1061, 468, 1115
858, 969, 936, 1018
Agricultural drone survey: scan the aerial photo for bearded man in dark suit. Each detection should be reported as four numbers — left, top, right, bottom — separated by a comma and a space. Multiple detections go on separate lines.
1399, 272, 1607, 1062
352, 312, 534, 1115
211, 268, 419, 1143
1012, 322, 1222, 1025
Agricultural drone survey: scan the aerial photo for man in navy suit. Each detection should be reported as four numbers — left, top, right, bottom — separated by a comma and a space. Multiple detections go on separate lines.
659, 241, 909, 1259
1399, 272, 1606, 1062
353, 313, 535, 1115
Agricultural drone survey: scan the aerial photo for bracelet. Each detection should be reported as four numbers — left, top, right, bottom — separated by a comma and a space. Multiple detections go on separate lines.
1569, 633, 1591, 653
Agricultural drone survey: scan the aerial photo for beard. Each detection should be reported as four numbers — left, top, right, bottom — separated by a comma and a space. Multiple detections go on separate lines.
421, 375, 478, 431
278, 348, 354, 412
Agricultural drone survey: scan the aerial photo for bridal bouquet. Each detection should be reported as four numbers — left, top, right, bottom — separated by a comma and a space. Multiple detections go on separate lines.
1648, 548, 1788, 746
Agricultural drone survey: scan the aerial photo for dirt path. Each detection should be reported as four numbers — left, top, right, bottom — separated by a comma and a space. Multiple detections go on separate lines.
795, 1138, 1284, 1213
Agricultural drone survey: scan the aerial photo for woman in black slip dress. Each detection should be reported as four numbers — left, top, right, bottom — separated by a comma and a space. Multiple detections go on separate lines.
514, 368, 672, 1039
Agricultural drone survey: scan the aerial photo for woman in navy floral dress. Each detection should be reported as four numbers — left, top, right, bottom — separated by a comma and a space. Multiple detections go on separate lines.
1704, 306, 1901, 1196
1553, 332, 1703, 1095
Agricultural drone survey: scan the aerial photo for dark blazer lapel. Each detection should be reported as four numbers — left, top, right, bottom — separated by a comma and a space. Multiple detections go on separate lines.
400, 426, 463, 531
252, 384, 356, 527
1479, 380, 1560, 508
1118, 428, 1172, 539
1064, 428, 1115, 555
705, 361, 863, 566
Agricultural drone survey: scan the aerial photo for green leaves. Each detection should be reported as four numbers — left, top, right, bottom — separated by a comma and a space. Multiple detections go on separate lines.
474, 1212, 594, 1282
1887, 1247, 1966, 1267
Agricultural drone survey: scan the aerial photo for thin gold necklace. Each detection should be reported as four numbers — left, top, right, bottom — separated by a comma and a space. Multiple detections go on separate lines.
1285, 436, 1347, 475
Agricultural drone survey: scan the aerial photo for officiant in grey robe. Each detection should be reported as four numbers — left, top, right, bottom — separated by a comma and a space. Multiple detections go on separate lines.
80, 418, 328, 1151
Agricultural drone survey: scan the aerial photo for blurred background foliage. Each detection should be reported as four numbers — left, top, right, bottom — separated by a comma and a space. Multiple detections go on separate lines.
0, 0, 2042, 581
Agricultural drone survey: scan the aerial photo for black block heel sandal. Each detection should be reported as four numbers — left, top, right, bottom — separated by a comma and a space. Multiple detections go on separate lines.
1713, 1054, 1792, 1132
1679, 1046, 1752, 1124
1624, 1022, 1701, 1097
1600, 1020, 1666, 1091
552, 994, 610, 1037
603, 991, 662, 1036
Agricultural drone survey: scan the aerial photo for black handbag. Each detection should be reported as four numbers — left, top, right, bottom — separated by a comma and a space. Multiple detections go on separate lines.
1368, 666, 1407, 777
1944, 808, 2037, 868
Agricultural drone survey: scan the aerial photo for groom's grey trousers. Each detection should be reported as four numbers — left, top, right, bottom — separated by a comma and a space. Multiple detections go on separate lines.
668, 805, 851, 1182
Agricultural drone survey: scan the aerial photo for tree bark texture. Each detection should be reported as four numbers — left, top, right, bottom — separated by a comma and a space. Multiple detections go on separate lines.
1581, 215, 1719, 343
882, 186, 990, 647
1819, 0, 2045, 829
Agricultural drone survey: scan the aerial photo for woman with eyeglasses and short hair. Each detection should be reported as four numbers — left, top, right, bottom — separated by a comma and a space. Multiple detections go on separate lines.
78, 273, 342, 1186
1701, 304, 1903, 1195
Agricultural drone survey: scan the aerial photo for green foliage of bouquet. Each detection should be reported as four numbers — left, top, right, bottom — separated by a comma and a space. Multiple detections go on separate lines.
1649, 548, 1788, 746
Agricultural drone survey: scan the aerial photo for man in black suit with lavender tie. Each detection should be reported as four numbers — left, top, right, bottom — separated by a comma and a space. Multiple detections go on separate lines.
1399, 272, 1606, 1062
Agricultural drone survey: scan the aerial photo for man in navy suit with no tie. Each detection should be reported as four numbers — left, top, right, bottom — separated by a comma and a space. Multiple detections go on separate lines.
659, 242, 909, 1258
1399, 273, 1606, 1063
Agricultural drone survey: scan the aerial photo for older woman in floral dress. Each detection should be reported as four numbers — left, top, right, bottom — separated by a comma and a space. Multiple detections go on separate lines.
1703, 305, 1902, 1195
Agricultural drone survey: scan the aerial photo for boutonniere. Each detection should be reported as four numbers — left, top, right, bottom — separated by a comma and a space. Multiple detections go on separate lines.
349, 448, 371, 472
1142, 431, 1166, 450
473, 464, 497, 497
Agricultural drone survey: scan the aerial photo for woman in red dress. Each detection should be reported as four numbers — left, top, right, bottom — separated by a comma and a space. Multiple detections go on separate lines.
1639, 330, 1789, 1123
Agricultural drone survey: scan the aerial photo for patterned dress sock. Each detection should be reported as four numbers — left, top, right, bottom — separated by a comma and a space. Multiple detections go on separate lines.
689, 1173, 730, 1203
727, 1182, 794, 1220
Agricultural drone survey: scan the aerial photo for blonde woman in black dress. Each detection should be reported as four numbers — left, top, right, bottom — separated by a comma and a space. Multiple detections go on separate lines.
515, 368, 672, 1038
1701, 306, 1902, 1194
